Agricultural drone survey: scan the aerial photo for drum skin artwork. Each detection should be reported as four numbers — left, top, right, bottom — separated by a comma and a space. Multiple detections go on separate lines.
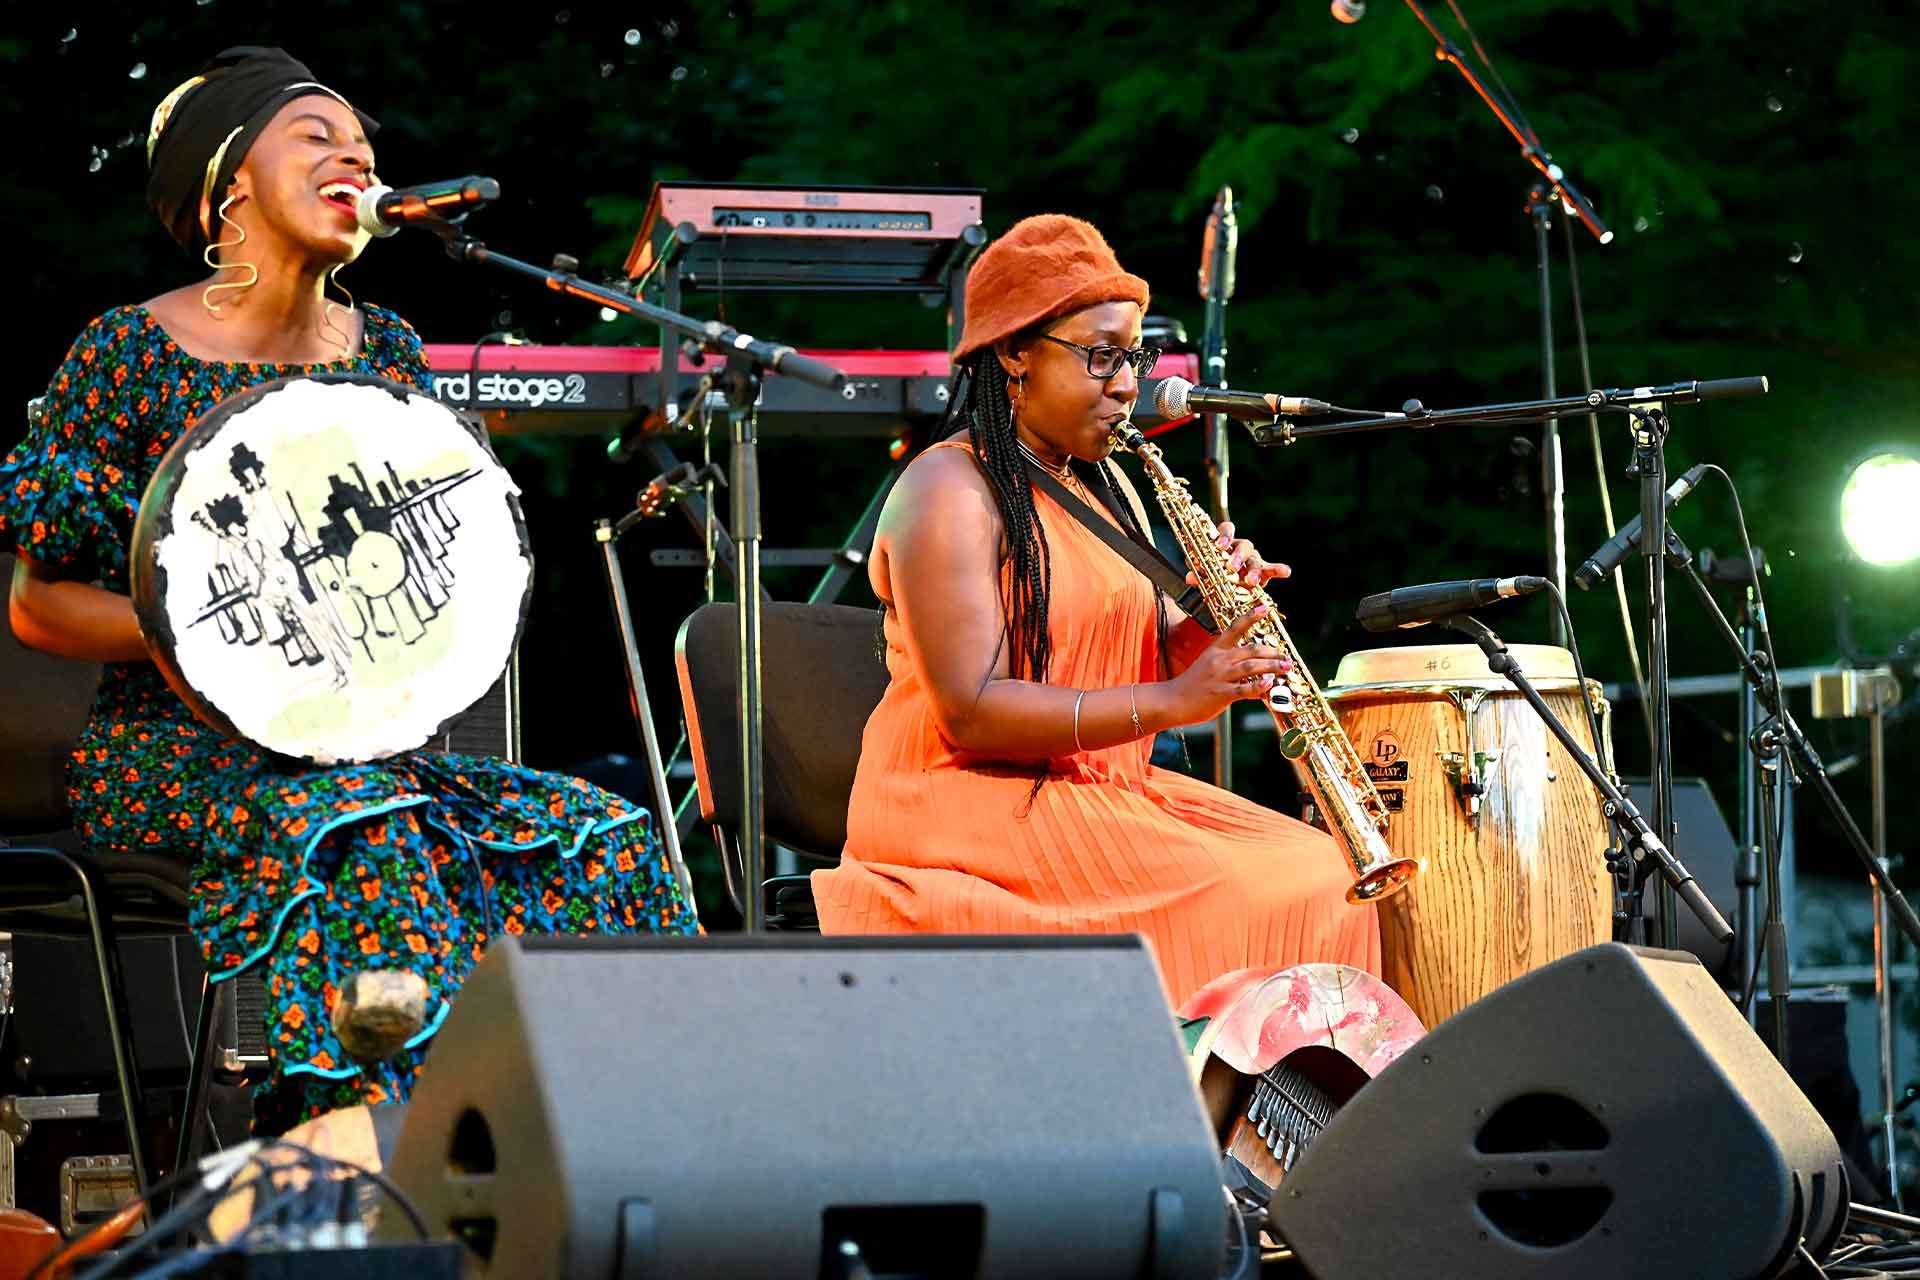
1324, 644, 1617, 1030
129, 372, 530, 765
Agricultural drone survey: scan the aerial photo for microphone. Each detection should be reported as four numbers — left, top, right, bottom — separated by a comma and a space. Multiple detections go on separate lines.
1356, 576, 1549, 633
1154, 376, 1333, 423
1572, 463, 1709, 591
355, 176, 501, 238
1331, 0, 1366, 20
1197, 187, 1237, 302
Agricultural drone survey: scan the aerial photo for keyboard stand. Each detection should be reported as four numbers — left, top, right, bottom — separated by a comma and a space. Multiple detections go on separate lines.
599, 432, 910, 865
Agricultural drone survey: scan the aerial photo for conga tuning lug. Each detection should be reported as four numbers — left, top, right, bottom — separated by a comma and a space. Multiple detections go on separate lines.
1440, 749, 1499, 821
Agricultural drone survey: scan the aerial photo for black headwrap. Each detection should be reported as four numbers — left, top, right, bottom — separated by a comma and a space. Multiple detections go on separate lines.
145, 45, 379, 252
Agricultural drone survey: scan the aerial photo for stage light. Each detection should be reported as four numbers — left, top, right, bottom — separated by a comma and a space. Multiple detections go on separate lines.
1332, 0, 1366, 22
1840, 448, 1920, 567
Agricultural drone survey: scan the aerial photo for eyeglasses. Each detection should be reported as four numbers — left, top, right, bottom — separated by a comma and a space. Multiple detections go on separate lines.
1038, 334, 1162, 380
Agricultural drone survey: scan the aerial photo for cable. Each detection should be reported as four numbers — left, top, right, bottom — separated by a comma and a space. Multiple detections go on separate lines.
1700, 465, 1786, 720
62, 1136, 431, 1279
462, 330, 522, 414
1562, 213, 1655, 759
1543, 582, 1610, 776
1741, 758, 1787, 1017
1443, 0, 1542, 148
1704, 457, 1790, 1020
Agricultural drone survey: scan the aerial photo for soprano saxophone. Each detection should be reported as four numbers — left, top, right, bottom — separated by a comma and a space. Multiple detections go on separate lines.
1109, 421, 1420, 904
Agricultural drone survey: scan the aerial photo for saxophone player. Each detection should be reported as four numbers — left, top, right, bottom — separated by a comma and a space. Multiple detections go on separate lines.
812, 215, 1381, 1007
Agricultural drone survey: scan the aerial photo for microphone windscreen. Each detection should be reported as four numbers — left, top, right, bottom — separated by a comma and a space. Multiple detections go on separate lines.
1154, 376, 1193, 420
355, 184, 399, 238
1355, 590, 1396, 632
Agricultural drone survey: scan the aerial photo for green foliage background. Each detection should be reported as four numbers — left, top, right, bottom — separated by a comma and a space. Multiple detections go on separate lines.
4, 2, 1915, 936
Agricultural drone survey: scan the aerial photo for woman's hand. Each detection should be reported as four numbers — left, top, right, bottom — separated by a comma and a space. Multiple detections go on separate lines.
1155, 604, 1292, 727
1183, 521, 1292, 594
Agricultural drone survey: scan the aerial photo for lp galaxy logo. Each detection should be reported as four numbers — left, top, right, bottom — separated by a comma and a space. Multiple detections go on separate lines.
1365, 729, 1410, 784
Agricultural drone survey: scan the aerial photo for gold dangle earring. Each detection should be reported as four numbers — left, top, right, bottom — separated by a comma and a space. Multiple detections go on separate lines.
201, 193, 258, 317
321, 263, 356, 358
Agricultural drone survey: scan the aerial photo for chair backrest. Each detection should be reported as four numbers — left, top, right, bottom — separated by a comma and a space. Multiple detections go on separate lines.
0, 553, 103, 833
673, 602, 890, 859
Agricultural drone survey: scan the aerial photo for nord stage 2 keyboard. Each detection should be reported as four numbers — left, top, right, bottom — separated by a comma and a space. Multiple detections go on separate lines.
420, 343, 1200, 437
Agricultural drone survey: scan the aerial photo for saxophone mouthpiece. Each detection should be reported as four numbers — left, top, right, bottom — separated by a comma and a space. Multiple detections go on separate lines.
1108, 418, 1146, 451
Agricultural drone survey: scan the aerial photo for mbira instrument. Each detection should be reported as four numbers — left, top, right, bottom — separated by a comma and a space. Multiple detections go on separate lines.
1180, 963, 1424, 1206
130, 373, 531, 765
1324, 644, 1616, 1029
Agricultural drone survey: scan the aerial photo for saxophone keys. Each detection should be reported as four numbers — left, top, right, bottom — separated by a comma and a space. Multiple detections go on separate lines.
1267, 679, 1297, 712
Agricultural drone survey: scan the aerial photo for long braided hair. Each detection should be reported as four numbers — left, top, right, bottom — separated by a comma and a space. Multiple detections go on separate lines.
946, 342, 1173, 689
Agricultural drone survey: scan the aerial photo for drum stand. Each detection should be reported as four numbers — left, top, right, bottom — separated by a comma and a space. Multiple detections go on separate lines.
1442, 614, 1733, 946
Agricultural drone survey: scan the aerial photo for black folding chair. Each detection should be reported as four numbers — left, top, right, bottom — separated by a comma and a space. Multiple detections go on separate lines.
673, 602, 890, 928
0, 553, 217, 1197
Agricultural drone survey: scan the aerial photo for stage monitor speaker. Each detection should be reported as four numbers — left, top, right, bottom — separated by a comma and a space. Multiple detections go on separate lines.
1267, 943, 1848, 1280
380, 935, 1225, 1279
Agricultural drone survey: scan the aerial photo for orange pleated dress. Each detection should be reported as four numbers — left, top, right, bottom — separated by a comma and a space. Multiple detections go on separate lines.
812, 441, 1382, 1008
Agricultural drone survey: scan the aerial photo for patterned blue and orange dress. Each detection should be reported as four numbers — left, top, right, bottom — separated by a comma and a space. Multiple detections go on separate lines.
0, 305, 695, 1129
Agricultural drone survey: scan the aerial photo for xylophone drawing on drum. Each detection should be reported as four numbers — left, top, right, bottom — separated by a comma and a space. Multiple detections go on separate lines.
1324, 643, 1618, 1029
0, 44, 696, 1134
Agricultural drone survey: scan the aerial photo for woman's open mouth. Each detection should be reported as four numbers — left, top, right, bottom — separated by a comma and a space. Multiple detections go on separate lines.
318, 180, 363, 218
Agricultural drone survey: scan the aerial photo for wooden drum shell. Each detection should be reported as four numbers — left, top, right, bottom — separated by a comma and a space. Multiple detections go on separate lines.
1326, 645, 1615, 1031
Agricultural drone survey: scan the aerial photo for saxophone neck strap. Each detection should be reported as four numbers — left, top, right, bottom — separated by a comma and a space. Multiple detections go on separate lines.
1022, 458, 1219, 634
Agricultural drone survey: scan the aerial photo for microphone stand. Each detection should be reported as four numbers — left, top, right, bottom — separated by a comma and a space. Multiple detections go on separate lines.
1199, 186, 1237, 792
1442, 613, 1731, 946
1631, 405, 1679, 947
1252, 378, 1767, 950
417, 212, 847, 934
1658, 526, 1920, 1084
1400, 0, 1612, 632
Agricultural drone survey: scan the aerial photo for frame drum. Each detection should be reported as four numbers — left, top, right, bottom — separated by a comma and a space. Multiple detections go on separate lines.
1324, 644, 1615, 1029
130, 373, 531, 765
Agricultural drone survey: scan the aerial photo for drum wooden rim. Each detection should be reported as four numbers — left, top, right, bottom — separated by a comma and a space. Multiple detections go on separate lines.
1326, 643, 1602, 701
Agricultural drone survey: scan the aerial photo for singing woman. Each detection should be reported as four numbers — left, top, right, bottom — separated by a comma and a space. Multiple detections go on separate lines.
0, 47, 693, 1131
812, 215, 1379, 1006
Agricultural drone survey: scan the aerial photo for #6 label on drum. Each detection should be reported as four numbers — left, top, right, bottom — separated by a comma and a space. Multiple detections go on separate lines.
150, 378, 530, 765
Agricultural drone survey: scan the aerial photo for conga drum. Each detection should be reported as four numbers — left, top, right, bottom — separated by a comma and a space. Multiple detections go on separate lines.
130, 373, 531, 765
1323, 644, 1615, 1029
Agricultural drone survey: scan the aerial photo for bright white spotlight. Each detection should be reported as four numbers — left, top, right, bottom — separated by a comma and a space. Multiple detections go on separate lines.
1841, 449, 1920, 567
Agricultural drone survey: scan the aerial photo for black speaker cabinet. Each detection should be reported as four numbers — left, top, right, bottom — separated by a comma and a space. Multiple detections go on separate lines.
380, 935, 1225, 1279
1268, 943, 1848, 1280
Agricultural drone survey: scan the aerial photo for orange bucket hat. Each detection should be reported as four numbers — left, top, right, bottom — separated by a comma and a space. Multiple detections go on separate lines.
952, 214, 1150, 362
